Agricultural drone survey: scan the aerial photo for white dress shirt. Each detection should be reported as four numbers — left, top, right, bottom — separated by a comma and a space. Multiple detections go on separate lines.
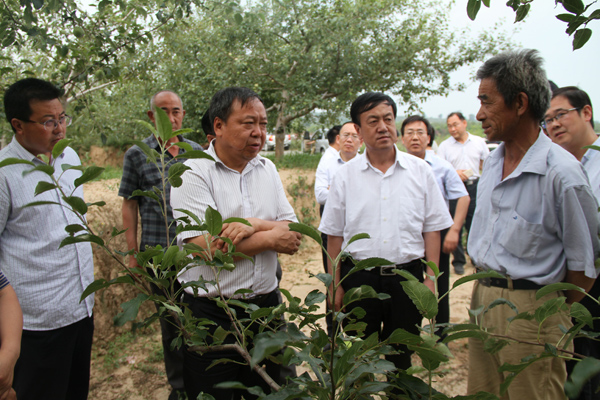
425, 151, 468, 208
437, 133, 489, 179
171, 142, 297, 298
319, 149, 452, 264
315, 151, 346, 205
0, 137, 94, 330
468, 133, 600, 284
581, 135, 600, 201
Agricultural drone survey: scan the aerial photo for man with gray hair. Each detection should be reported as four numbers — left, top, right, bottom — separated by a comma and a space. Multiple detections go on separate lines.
467, 50, 599, 399
119, 90, 203, 400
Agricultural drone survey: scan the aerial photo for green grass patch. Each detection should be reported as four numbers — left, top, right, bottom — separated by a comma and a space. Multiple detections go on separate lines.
93, 165, 124, 181
264, 153, 321, 169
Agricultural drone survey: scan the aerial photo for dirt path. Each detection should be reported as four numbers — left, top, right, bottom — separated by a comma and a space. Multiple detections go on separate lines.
84, 169, 475, 399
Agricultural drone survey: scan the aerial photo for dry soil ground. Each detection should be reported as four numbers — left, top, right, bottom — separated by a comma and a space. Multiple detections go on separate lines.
83, 168, 475, 400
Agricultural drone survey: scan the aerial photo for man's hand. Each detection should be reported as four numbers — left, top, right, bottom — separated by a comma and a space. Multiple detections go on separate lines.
216, 222, 256, 251
270, 224, 302, 255
442, 228, 460, 254
456, 169, 468, 181
0, 358, 16, 400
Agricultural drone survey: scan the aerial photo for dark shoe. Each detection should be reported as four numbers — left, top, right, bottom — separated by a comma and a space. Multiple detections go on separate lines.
454, 265, 465, 275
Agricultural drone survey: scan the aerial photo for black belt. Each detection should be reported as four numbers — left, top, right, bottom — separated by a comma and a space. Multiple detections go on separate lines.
365, 259, 422, 276
183, 290, 275, 307
477, 274, 544, 290
465, 178, 479, 186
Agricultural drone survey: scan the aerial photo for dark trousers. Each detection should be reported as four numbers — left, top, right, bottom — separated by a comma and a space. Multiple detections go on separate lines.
13, 316, 94, 400
438, 228, 450, 328
150, 279, 185, 398
449, 180, 478, 268
182, 291, 282, 400
340, 258, 423, 370
568, 279, 600, 399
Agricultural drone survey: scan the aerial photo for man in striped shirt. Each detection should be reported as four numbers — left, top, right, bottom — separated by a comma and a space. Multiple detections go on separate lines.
171, 87, 301, 399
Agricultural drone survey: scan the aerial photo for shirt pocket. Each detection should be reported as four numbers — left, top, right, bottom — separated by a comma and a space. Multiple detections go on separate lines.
497, 212, 543, 259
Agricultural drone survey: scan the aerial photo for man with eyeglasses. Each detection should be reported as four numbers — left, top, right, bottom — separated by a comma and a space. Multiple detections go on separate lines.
314, 121, 362, 336
400, 115, 470, 336
438, 112, 489, 275
467, 50, 599, 399
545, 86, 600, 400
0, 78, 95, 399
118, 90, 203, 399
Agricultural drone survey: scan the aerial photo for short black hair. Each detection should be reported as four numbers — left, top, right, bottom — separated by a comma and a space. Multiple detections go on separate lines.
208, 87, 263, 128
201, 109, 215, 137
401, 115, 435, 146
552, 86, 594, 128
326, 125, 341, 144
447, 112, 466, 122
4, 78, 64, 133
350, 92, 397, 126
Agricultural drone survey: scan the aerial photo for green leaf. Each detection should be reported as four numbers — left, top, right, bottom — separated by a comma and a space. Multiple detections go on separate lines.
400, 280, 438, 319
153, 106, 176, 142
565, 357, 600, 398
223, 217, 252, 226
59, 234, 104, 248
167, 162, 190, 188
315, 273, 332, 287
467, 0, 481, 20
556, 13, 577, 22
305, 289, 326, 306
161, 245, 182, 270
74, 166, 105, 187
22, 200, 62, 209
534, 297, 567, 324
346, 257, 394, 276
65, 224, 86, 234
573, 28, 592, 50
114, 293, 150, 326
131, 189, 161, 203
175, 150, 215, 161
514, 4, 530, 22
452, 269, 506, 289
205, 206, 223, 236
51, 138, 71, 159
174, 208, 204, 227
570, 302, 594, 328
536, 282, 582, 300
80, 278, 109, 301
562, 0, 585, 14
289, 222, 321, 245
23, 164, 54, 176
62, 195, 88, 214
0, 158, 35, 169
34, 181, 57, 195
346, 232, 370, 246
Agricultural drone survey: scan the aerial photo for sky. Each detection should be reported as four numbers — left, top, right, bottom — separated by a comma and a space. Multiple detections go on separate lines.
416, 1, 600, 121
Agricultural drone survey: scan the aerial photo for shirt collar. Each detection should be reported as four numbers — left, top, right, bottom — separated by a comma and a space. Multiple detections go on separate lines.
8, 136, 65, 163
360, 146, 406, 171
491, 131, 550, 178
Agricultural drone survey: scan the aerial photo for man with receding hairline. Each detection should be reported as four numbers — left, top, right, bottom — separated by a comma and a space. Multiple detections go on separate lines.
119, 89, 203, 399
467, 50, 599, 399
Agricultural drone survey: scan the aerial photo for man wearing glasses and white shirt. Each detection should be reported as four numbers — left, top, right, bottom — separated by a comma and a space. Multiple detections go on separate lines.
314, 121, 363, 336
0, 78, 95, 399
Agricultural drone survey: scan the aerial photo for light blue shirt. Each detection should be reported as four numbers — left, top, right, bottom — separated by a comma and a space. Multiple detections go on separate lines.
425, 152, 468, 208
581, 135, 600, 202
468, 133, 599, 284
0, 137, 94, 330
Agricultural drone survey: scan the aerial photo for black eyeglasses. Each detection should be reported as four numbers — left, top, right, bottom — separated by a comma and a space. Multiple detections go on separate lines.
540, 108, 579, 130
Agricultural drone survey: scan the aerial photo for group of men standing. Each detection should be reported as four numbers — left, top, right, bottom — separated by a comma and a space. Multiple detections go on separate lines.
0, 47, 599, 400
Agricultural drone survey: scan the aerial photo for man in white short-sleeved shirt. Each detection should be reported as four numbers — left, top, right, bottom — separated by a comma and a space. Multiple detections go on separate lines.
400, 115, 469, 334
171, 87, 301, 399
545, 86, 600, 400
467, 50, 599, 399
319, 92, 452, 372
438, 112, 489, 274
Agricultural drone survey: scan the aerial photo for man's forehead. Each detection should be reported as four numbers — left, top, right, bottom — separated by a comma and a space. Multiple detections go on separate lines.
363, 103, 394, 118
340, 124, 357, 134
30, 98, 64, 115
405, 121, 427, 130
232, 98, 266, 116
546, 96, 573, 117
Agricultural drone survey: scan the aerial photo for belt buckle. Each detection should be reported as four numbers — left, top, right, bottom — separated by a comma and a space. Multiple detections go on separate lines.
479, 277, 491, 287
380, 265, 396, 276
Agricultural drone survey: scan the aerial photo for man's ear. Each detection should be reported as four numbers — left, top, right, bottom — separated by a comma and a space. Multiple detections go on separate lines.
214, 117, 225, 137
354, 123, 361, 137
147, 110, 156, 124
10, 118, 24, 135
581, 104, 593, 124
515, 92, 529, 117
